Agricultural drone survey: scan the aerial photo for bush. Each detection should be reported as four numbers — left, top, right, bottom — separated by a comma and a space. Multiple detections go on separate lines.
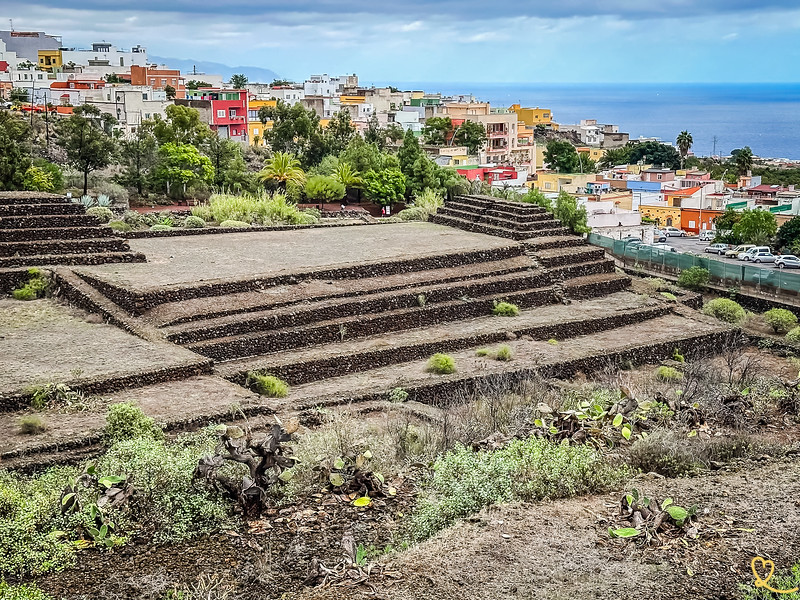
247, 373, 290, 398
304, 175, 345, 203
475, 348, 490, 357
207, 191, 318, 226
107, 220, 131, 233
411, 438, 628, 540
764, 308, 798, 333
494, 345, 513, 361
656, 366, 683, 382
11, 268, 48, 301
677, 266, 710, 290
183, 215, 206, 229
397, 207, 429, 221
121, 210, 147, 229
104, 402, 163, 445
627, 429, 703, 477
219, 220, 250, 228
149, 224, 173, 232
660, 292, 677, 302
412, 188, 444, 215
18, 415, 46, 435
0, 582, 53, 600
426, 353, 456, 375
786, 327, 800, 344
191, 204, 214, 222
86, 206, 114, 223
492, 301, 520, 317
95, 181, 129, 205
703, 298, 746, 324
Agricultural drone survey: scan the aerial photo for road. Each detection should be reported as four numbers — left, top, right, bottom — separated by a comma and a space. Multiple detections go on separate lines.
660, 236, 783, 267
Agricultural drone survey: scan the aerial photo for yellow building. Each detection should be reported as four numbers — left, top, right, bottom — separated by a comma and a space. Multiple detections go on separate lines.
38, 49, 62, 72
576, 146, 604, 162
639, 204, 682, 227
510, 104, 558, 130
247, 99, 277, 146
532, 172, 596, 194
339, 95, 365, 105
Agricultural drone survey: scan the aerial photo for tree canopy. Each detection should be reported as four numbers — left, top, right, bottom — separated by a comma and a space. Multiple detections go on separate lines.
627, 141, 681, 170
0, 112, 32, 190
732, 208, 777, 245
55, 104, 117, 195
544, 140, 580, 173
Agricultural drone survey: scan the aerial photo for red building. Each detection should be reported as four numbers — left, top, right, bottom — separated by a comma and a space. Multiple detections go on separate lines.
179, 88, 248, 142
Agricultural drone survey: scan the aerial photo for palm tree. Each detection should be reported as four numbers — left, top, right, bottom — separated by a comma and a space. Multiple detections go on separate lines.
735, 146, 754, 176
676, 131, 693, 168
257, 151, 305, 190
599, 147, 630, 169
332, 162, 362, 189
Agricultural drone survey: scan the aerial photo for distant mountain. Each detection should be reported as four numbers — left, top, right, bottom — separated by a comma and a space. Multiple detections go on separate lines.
149, 56, 280, 84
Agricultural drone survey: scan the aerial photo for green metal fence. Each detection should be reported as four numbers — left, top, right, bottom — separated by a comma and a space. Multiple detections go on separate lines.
588, 233, 800, 296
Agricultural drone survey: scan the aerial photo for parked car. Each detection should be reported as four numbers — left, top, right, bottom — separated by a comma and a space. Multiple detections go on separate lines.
725, 244, 755, 258
704, 243, 729, 255
652, 229, 667, 243
651, 243, 678, 253
662, 226, 687, 237
750, 251, 776, 263
621, 236, 642, 246
775, 255, 800, 269
739, 246, 771, 261
698, 230, 715, 241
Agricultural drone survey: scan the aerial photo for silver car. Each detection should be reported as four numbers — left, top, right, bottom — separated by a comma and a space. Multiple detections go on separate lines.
751, 251, 776, 264
704, 243, 729, 255
775, 255, 800, 268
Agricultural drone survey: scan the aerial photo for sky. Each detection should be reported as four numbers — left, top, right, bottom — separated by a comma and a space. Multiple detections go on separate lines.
4, 1, 800, 83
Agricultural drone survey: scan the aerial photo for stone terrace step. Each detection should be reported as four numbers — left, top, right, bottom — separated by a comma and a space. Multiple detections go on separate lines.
145, 254, 537, 328
1, 226, 116, 242
0, 192, 70, 205
0, 251, 146, 268
0, 214, 100, 229
0, 237, 130, 257
186, 283, 563, 361
534, 246, 607, 269
549, 258, 616, 280
0, 203, 86, 216
436, 207, 559, 231
454, 196, 549, 216
524, 236, 587, 251
164, 267, 551, 345
431, 214, 570, 240
216, 293, 673, 385
562, 272, 631, 298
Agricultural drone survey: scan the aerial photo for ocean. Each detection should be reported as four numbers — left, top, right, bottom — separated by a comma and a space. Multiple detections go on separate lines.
389, 82, 800, 160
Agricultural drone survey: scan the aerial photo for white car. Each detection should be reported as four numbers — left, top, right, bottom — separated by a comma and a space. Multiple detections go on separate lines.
698, 230, 715, 241
704, 243, 729, 255
739, 246, 771, 261
751, 251, 776, 263
662, 226, 687, 237
652, 243, 678, 253
775, 255, 800, 268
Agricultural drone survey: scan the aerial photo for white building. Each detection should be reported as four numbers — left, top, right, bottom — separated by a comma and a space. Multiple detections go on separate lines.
560, 119, 603, 146
303, 73, 357, 97
84, 85, 172, 133
60, 42, 147, 69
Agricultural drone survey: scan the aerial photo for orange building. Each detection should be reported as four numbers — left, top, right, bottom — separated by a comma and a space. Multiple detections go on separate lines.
130, 65, 185, 98
680, 208, 722, 234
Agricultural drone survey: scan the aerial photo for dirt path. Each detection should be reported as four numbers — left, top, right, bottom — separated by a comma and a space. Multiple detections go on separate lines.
291, 455, 800, 600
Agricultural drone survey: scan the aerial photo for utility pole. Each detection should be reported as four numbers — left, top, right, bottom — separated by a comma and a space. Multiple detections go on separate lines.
712, 136, 718, 159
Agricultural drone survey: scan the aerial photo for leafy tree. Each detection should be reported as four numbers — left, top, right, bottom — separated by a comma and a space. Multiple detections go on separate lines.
151, 104, 212, 148
257, 151, 305, 190
155, 142, 213, 198
270, 79, 293, 87
105, 73, 123, 83
333, 162, 362, 189
0, 111, 32, 190
304, 175, 345, 203
676, 131, 693, 168
522, 187, 552, 211
599, 146, 632, 168
164, 85, 176, 100
398, 128, 422, 176
423, 116, 453, 145
325, 111, 356, 156
713, 208, 742, 233
340, 136, 397, 174
118, 122, 158, 195
577, 152, 597, 174
260, 100, 326, 167
552, 190, 589, 234
22, 165, 55, 192
10, 88, 29, 103
364, 114, 386, 150
627, 141, 680, 170
385, 123, 405, 145
186, 80, 211, 90
55, 104, 117, 195
453, 120, 487, 154
363, 168, 406, 207
206, 135, 246, 189
734, 146, 754, 176
776, 216, 800, 253
732, 208, 777, 245
407, 155, 442, 196
544, 140, 580, 173
229, 74, 248, 89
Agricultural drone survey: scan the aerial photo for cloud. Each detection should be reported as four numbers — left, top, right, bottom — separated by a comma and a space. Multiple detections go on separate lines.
722, 32, 740, 40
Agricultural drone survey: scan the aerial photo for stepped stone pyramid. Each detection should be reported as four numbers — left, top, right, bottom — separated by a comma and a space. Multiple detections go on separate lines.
0, 192, 145, 268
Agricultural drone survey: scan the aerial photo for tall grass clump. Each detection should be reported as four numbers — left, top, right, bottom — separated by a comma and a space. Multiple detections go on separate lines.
246, 372, 290, 398
411, 438, 628, 540
426, 353, 456, 375
198, 191, 318, 226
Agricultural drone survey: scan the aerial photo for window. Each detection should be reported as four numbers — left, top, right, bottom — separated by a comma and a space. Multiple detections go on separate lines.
120, 57, 124, 66
161, 79, 167, 85
217, 109, 225, 118
142, 93, 148, 100
657, 174, 662, 180
253, 128, 259, 135
545, 183, 552, 190
229, 108, 237, 119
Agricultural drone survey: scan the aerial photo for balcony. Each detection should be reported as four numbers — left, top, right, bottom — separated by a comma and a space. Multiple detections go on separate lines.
488, 130, 507, 139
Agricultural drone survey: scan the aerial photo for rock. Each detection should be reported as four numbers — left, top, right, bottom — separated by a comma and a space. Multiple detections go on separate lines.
505, 331, 517, 340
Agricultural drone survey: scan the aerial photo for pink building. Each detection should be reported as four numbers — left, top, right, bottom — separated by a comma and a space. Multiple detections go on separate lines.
180, 88, 248, 142
641, 168, 675, 183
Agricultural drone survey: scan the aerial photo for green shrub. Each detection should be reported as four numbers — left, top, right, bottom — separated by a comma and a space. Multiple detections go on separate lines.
702, 298, 746, 324
121, 210, 147, 229
207, 191, 317, 226
764, 308, 798, 333
11, 269, 49, 301
190, 204, 214, 222
388, 387, 409, 403
475, 348, 490, 357
183, 215, 206, 229
495, 345, 513, 361
304, 175, 345, 203
107, 220, 131, 233
104, 402, 163, 445
18, 415, 46, 435
86, 206, 114, 223
426, 353, 456, 375
627, 429, 702, 477
786, 327, 800, 344
149, 224, 173, 232
492, 301, 520, 317
411, 438, 627, 540
412, 188, 445, 214
677, 266, 710, 290
660, 292, 677, 302
740, 563, 800, 600
0, 582, 53, 600
656, 366, 683, 382
247, 373, 290, 398
219, 220, 250, 228
397, 207, 429, 221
